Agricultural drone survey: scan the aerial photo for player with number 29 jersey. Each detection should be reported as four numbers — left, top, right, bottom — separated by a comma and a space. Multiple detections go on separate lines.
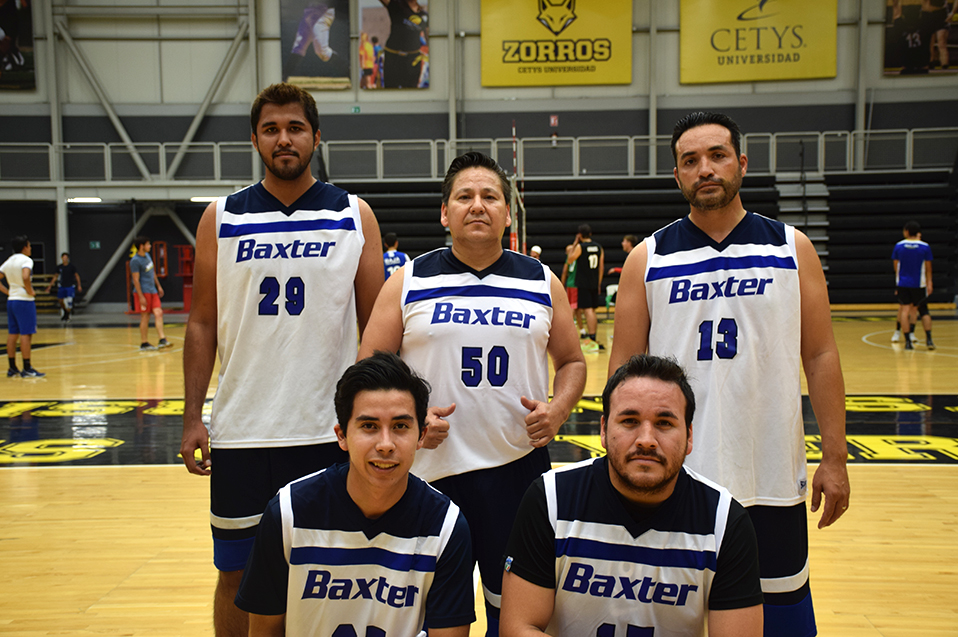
399, 248, 553, 483
644, 212, 805, 507
213, 180, 365, 448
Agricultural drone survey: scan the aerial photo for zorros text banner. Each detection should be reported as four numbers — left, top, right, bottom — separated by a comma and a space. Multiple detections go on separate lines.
680, 0, 837, 84
481, 0, 633, 87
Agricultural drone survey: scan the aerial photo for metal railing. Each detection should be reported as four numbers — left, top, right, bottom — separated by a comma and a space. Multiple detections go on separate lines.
1, 128, 956, 185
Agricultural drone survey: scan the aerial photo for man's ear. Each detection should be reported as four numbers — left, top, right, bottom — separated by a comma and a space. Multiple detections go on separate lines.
600, 416, 608, 451
416, 424, 426, 451
334, 423, 348, 452
686, 422, 693, 456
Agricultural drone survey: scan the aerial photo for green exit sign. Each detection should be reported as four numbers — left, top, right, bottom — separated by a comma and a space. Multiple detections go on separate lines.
89, 241, 101, 250
351, 106, 361, 114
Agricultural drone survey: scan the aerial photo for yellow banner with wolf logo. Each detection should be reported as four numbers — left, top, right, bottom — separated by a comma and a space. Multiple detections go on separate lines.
680, 0, 837, 84
481, 0, 632, 86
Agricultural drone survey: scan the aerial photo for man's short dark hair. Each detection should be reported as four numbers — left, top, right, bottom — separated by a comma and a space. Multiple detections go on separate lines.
133, 236, 150, 250
602, 355, 696, 429
671, 112, 743, 164
12, 235, 29, 253
61, 252, 70, 258
623, 234, 638, 246
578, 224, 592, 238
335, 351, 431, 434
250, 82, 320, 136
383, 232, 398, 248
903, 221, 921, 237
441, 152, 512, 204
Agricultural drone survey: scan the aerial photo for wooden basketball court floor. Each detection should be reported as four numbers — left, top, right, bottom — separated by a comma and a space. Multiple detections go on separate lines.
0, 311, 956, 635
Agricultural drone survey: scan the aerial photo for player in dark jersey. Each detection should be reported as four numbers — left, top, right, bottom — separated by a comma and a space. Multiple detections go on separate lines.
45, 252, 82, 321
567, 224, 604, 351
501, 355, 763, 635
923, 0, 958, 68
379, 0, 428, 88
889, 0, 934, 73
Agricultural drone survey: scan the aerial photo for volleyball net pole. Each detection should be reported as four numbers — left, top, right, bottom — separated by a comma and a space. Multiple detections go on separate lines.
510, 120, 527, 254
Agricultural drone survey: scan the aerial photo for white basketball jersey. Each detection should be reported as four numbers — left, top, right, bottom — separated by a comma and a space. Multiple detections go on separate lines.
545, 460, 732, 637
0, 253, 33, 301
212, 181, 364, 448
645, 213, 806, 506
279, 468, 465, 635
401, 249, 553, 482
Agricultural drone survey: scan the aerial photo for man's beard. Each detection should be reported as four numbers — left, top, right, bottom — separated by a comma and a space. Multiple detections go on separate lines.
680, 170, 743, 211
263, 150, 312, 181
608, 448, 683, 498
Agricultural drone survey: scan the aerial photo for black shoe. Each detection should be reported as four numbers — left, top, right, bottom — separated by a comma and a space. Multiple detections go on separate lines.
140, 343, 157, 351
7, 368, 20, 378
904, 337, 914, 350
21, 368, 45, 378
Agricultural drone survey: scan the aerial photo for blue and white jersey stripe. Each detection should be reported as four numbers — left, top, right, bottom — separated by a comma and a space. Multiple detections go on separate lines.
401, 248, 554, 482
212, 180, 365, 449
237, 463, 475, 635
542, 460, 734, 636
644, 212, 806, 507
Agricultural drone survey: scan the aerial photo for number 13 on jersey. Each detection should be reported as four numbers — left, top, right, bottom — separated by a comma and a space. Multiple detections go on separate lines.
696, 318, 738, 361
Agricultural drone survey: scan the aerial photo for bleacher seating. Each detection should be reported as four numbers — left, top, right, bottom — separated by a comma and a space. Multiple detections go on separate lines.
824, 171, 957, 304
350, 172, 956, 307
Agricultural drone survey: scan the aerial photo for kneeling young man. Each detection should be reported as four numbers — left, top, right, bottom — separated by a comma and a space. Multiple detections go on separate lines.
236, 352, 476, 636
501, 355, 763, 636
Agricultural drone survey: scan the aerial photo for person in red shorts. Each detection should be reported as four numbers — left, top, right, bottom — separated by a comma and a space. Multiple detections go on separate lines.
130, 236, 170, 351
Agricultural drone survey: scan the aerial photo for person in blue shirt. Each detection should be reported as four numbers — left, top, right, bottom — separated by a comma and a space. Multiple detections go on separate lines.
892, 221, 934, 350
382, 232, 409, 279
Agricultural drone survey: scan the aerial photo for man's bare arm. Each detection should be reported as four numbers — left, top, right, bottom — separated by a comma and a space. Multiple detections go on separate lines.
428, 626, 470, 637
500, 571, 554, 637
354, 197, 385, 337
356, 268, 405, 359
796, 231, 849, 528
248, 612, 285, 637
523, 273, 586, 447
180, 202, 218, 476
708, 605, 763, 637
608, 242, 651, 374
21, 267, 34, 297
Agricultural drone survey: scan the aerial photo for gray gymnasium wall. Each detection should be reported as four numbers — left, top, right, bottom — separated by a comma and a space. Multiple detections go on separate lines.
1, 0, 956, 304
1, 0, 957, 144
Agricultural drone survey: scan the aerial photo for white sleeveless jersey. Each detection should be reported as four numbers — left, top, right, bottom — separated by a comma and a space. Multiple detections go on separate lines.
212, 181, 364, 448
545, 460, 732, 636
645, 212, 806, 506
401, 248, 553, 482
237, 463, 475, 634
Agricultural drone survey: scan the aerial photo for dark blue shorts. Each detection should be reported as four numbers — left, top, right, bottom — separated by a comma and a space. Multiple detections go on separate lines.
430, 446, 551, 615
897, 286, 925, 306
209, 442, 348, 571
6, 300, 37, 335
57, 286, 76, 299
576, 287, 602, 310
747, 503, 817, 637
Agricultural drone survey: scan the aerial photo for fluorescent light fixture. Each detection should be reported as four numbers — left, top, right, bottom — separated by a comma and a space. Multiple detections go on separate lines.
190, 196, 219, 203
67, 197, 102, 203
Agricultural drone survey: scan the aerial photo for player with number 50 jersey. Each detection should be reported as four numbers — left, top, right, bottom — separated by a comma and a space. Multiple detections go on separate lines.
359, 152, 585, 635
